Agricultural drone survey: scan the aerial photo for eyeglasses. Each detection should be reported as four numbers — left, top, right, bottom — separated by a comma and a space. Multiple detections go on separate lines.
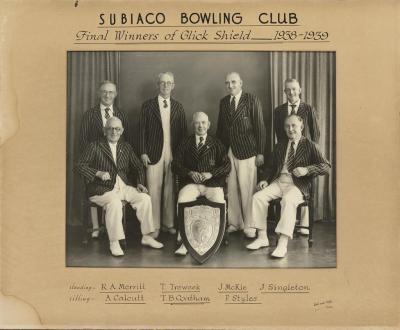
159, 81, 174, 86
101, 91, 116, 95
106, 127, 122, 132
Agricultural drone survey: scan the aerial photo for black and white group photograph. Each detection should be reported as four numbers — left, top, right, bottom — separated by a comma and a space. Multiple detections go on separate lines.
66, 51, 336, 268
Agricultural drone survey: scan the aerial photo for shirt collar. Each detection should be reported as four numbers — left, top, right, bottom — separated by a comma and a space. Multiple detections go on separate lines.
288, 136, 301, 148
231, 90, 242, 102
100, 103, 113, 112
196, 134, 207, 145
288, 99, 300, 107
158, 95, 170, 102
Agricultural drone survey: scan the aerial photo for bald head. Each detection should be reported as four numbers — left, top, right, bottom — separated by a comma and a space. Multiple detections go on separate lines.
104, 117, 124, 143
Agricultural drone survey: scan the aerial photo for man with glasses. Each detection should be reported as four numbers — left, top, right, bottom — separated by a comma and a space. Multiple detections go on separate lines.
139, 72, 187, 237
79, 80, 132, 238
76, 117, 163, 257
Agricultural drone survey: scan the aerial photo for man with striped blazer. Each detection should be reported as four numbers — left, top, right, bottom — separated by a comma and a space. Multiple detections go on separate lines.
76, 117, 163, 257
216, 72, 266, 238
247, 115, 330, 258
139, 72, 187, 237
79, 80, 132, 238
172, 112, 231, 255
274, 78, 321, 235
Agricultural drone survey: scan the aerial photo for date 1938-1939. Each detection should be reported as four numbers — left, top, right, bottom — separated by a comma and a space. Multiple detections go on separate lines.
274, 31, 329, 40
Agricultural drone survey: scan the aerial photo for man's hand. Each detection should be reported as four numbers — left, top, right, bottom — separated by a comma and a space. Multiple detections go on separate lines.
257, 180, 268, 191
292, 167, 308, 177
189, 171, 204, 184
201, 172, 212, 181
141, 154, 151, 168
96, 171, 111, 181
255, 154, 264, 167
137, 184, 148, 194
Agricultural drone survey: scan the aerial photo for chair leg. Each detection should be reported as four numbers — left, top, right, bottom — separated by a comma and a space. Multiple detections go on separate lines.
308, 205, 314, 247
82, 200, 90, 245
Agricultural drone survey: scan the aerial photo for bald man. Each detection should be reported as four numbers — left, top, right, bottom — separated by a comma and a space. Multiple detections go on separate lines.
76, 117, 163, 257
216, 72, 266, 238
172, 112, 231, 255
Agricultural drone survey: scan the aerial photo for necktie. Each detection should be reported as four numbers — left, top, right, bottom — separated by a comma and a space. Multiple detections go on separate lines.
290, 104, 296, 115
230, 96, 236, 112
105, 107, 111, 119
198, 136, 204, 150
163, 99, 168, 108
286, 141, 295, 172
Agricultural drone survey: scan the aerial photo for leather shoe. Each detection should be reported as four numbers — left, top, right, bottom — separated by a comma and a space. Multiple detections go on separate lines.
244, 228, 256, 238
271, 246, 287, 258
175, 244, 188, 256
141, 235, 164, 249
110, 241, 124, 257
246, 237, 269, 250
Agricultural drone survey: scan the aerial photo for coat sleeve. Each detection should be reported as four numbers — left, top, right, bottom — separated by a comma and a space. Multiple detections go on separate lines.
75, 143, 98, 182
178, 105, 188, 141
308, 107, 320, 143
250, 95, 266, 155
79, 111, 91, 151
118, 110, 133, 147
210, 141, 231, 178
216, 101, 224, 141
128, 145, 145, 186
138, 103, 147, 156
305, 142, 330, 176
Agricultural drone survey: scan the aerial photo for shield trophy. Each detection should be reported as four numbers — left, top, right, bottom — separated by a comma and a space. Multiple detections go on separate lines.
178, 199, 226, 264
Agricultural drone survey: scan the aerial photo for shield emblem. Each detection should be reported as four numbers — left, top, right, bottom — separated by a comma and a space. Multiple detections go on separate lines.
178, 199, 226, 264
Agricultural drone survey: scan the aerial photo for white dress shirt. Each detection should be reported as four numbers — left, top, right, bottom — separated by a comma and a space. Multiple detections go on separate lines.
100, 104, 114, 126
287, 99, 300, 115
158, 95, 171, 149
281, 137, 301, 175
196, 134, 207, 147
108, 142, 126, 192
230, 90, 242, 110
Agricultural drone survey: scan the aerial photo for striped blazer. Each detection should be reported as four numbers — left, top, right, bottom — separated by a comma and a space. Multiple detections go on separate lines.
216, 92, 266, 160
75, 138, 145, 197
274, 102, 320, 143
139, 97, 187, 164
172, 135, 231, 188
79, 105, 131, 150
264, 137, 330, 199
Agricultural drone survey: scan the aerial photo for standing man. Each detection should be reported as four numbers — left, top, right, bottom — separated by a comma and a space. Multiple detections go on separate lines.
274, 78, 320, 144
172, 112, 231, 255
273, 78, 320, 234
139, 72, 187, 237
247, 115, 330, 257
80, 80, 132, 238
76, 117, 163, 257
216, 72, 266, 238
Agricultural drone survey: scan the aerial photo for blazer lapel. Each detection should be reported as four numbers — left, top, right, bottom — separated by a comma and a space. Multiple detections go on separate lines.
297, 102, 306, 118
199, 136, 214, 158
293, 137, 306, 166
170, 98, 178, 125
94, 105, 105, 131
150, 97, 161, 123
99, 139, 116, 167
189, 135, 199, 161
231, 92, 247, 124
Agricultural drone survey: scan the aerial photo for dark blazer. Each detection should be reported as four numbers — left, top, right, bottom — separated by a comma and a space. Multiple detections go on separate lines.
172, 135, 231, 188
274, 101, 320, 143
217, 92, 266, 160
79, 105, 131, 149
264, 137, 330, 199
76, 138, 145, 197
139, 97, 187, 164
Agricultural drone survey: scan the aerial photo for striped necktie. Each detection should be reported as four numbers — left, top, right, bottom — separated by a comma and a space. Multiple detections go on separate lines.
105, 107, 111, 119
230, 96, 236, 112
198, 136, 204, 150
287, 141, 296, 172
290, 104, 296, 115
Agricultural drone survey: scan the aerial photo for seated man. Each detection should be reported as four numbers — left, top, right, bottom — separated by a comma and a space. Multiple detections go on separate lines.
247, 115, 330, 258
76, 117, 163, 257
172, 112, 231, 255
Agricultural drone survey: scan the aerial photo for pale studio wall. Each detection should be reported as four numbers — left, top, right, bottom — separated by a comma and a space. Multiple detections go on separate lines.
118, 51, 273, 153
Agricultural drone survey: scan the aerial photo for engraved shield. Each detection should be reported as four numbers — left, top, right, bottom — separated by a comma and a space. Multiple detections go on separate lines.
178, 199, 226, 264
